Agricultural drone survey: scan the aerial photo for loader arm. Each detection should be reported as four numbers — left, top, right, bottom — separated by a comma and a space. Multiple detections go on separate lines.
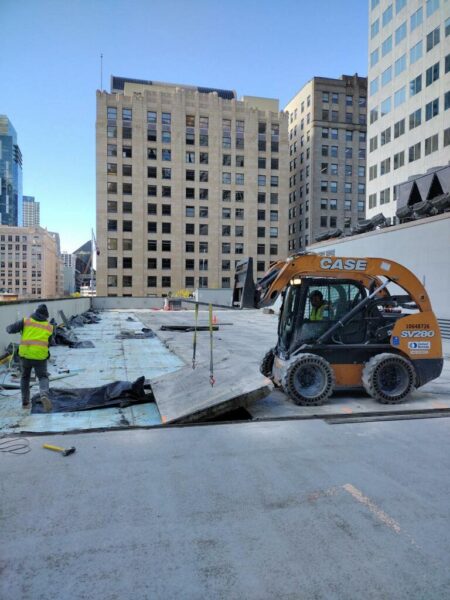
255, 254, 432, 312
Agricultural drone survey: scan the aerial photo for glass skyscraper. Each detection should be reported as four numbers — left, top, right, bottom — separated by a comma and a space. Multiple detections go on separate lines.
0, 115, 23, 226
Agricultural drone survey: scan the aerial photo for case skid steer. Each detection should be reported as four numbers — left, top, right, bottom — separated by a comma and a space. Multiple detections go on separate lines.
232, 254, 443, 405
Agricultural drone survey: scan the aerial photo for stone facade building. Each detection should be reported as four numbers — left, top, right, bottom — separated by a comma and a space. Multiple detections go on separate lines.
0, 226, 63, 299
284, 75, 368, 249
96, 77, 289, 297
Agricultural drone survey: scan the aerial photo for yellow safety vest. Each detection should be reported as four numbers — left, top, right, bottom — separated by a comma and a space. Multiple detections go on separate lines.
19, 318, 53, 360
310, 305, 327, 321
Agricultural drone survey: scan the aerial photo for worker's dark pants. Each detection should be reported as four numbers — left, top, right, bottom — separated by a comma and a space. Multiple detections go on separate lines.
20, 358, 49, 406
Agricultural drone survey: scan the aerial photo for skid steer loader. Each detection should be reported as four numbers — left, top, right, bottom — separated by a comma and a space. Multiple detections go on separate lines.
233, 254, 443, 405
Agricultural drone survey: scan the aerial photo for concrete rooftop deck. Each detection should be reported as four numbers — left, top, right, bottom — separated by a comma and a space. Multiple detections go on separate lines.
1, 417, 449, 599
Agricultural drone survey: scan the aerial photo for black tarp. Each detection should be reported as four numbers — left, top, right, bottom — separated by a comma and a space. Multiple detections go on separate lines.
31, 376, 152, 413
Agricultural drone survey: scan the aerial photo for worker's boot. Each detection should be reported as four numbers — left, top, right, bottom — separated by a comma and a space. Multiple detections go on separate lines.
41, 395, 52, 413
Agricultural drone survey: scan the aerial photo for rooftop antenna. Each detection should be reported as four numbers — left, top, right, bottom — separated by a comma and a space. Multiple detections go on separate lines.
100, 53, 103, 90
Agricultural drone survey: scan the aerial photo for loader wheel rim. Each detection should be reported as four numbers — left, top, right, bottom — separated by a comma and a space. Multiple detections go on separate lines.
293, 364, 327, 399
375, 362, 410, 397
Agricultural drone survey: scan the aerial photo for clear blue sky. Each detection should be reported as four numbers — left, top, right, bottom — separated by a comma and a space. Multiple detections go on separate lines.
1, 0, 368, 253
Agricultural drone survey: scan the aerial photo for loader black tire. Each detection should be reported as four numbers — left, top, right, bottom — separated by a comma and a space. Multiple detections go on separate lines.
362, 353, 416, 404
282, 353, 334, 406
260, 348, 275, 378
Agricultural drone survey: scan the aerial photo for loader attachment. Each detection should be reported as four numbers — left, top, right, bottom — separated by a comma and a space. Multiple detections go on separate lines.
232, 258, 256, 308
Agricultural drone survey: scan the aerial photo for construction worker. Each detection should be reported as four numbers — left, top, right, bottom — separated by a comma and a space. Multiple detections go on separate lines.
6, 304, 53, 411
309, 290, 332, 321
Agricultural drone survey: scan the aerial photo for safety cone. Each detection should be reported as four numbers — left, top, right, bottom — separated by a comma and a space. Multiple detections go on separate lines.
212, 313, 218, 325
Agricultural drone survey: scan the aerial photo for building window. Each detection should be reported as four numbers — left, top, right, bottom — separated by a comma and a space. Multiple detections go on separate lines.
371, 18, 379, 38
380, 158, 391, 175
410, 75, 422, 97
107, 200, 117, 213
395, 21, 407, 45
382, 4, 393, 27
380, 97, 391, 116
394, 118, 405, 138
409, 108, 422, 130
425, 98, 439, 120
123, 183, 132, 195
370, 77, 379, 96
258, 175, 266, 187
236, 173, 244, 185
369, 136, 378, 153
381, 127, 391, 145
370, 107, 378, 123
147, 185, 157, 197
425, 62, 440, 86
408, 143, 421, 162
148, 148, 157, 160
162, 149, 171, 161
444, 128, 450, 147
162, 168, 171, 180
425, 134, 439, 156
148, 166, 157, 178
369, 165, 378, 181
368, 193, 377, 209
123, 257, 132, 269
394, 86, 406, 107
445, 91, 450, 110
426, 0, 439, 17
410, 7, 423, 31
393, 151, 405, 170
394, 54, 406, 77
381, 66, 392, 87
410, 41, 423, 64
380, 188, 390, 205
382, 34, 392, 56
427, 27, 441, 52
370, 48, 379, 67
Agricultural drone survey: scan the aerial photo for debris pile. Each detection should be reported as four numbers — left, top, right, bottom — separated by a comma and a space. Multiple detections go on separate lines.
51, 310, 100, 348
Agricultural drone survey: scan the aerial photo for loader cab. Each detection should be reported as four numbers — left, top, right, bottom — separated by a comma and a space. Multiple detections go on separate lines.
278, 278, 367, 355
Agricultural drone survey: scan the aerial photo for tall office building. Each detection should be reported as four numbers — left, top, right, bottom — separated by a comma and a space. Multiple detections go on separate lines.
23, 196, 40, 226
0, 115, 23, 226
367, 0, 450, 221
284, 75, 367, 248
96, 77, 288, 296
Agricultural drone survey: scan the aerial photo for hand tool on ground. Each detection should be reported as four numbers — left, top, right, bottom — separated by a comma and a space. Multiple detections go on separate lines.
43, 443, 76, 456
